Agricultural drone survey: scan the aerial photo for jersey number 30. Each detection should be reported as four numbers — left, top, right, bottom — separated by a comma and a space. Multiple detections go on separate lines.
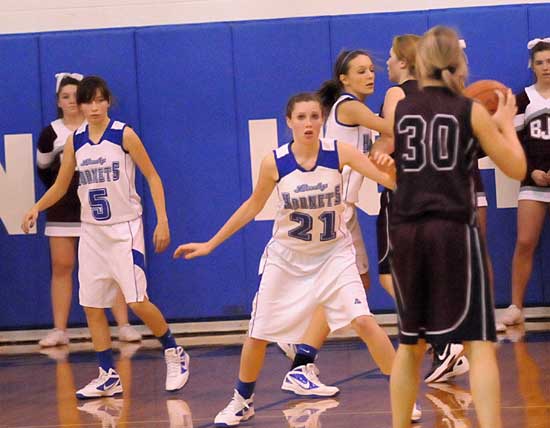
289, 211, 336, 242
398, 114, 459, 172
89, 188, 112, 221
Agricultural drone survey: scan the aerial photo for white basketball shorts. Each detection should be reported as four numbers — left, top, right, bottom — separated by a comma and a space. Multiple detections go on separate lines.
248, 239, 372, 343
78, 217, 147, 308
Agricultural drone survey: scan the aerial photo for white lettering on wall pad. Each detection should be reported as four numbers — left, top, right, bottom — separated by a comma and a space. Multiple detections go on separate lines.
0, 134, 36, 235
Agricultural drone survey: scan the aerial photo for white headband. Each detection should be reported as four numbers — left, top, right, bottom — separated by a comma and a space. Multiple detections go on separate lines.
527, 37, 550, 50
55, 72, 84, 93
459, 39, 467, 49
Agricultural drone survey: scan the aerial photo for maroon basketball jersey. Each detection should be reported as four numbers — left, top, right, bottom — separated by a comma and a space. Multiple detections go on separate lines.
391, 86, 478, 225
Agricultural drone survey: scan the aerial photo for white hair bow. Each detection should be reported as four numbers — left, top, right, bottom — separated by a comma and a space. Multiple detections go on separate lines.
527, 37, 550, 68
527, 37, 550, 50
55, 72, 84, 93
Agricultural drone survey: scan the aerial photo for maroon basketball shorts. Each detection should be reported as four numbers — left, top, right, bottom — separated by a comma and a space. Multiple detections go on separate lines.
389, 218, 496, 345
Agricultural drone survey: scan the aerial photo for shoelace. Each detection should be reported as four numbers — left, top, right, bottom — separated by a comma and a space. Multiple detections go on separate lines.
88, 370, 110, 387
219, 393, 249, 415
304, 364, 321, 383
165, 350, 183, 377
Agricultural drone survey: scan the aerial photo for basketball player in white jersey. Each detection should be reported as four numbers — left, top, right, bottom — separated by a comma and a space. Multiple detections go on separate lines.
276, 50, 421, 422
174, 93, 397, 427
277, 49, 393, 361
23, 76, 189, 398
36, 73, 141, 347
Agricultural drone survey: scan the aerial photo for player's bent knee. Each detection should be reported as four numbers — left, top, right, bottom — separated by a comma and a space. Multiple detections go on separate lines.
351, 315, 378, 334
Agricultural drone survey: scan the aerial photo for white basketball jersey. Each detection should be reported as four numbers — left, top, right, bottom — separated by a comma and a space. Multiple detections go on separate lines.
74, 120, 142, 225
324, 93, 373, 203
270, 139, 350, 255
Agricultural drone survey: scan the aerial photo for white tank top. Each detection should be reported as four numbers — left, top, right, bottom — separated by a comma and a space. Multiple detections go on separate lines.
270, 138, 350, 255
324, 93, 373, 203
74, 120, 142, 225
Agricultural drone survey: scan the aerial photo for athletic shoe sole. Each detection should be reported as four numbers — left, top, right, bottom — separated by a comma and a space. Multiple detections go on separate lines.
281, 382, 339, 397
214, 411, 254, 427
76, 385, 123, 399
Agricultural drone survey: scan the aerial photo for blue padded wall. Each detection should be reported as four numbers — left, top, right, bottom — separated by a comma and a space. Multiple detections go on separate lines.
0, 3, 549, 328
39, 29, 141, 131
135, 23, 247, 319
0, 35, 48, 328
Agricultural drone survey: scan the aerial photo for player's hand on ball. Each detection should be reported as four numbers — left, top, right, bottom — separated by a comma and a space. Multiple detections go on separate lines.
153, 221, 170, 253
21, 207, 39, 234
173, 242, 212, 259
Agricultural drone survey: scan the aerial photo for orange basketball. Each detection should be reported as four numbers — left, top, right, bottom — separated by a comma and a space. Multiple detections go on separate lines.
463, 80, 509, 114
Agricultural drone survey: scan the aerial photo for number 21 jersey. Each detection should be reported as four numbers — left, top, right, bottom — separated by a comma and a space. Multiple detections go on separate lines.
271, 139, 350, 255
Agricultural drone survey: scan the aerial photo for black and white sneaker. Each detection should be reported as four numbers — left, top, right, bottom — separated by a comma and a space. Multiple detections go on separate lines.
424, 344, 469, 383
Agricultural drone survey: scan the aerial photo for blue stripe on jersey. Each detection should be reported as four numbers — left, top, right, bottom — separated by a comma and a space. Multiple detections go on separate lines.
318, 139, 339, 169
274, 144, 295, 182
132, 249, 146, 272
274, 140, 340, 181
73, 119, 126, 151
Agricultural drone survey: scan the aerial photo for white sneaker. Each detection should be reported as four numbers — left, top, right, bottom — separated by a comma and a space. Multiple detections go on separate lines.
39, 329, 69, 347
117, 324, 142, 342
283, 399, 339, 427
281, 364, 339, 397
214, 389, 254, 427
167, 399, 193, 428
165, 346, 190, 391
76, 367, 123, 399
277, 343, 297, 360
78, 397, 123, 427
499, 305, 524, 326
411, 402, 422, 422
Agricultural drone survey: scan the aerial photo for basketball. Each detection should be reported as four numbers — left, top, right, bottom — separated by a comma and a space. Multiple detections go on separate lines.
463, 80, 509, 114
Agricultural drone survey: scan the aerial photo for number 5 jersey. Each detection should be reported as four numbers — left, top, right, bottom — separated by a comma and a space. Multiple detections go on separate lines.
73, 120, 142, 225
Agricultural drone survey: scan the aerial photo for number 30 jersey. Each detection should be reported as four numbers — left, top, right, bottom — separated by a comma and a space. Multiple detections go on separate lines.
391, 86, 479, 226
74, 120, 142, 225
270, 139, 351, 255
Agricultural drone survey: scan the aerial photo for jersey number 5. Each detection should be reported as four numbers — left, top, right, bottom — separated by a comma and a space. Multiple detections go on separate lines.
398, 114, 459, 172
89, 188, 112, 221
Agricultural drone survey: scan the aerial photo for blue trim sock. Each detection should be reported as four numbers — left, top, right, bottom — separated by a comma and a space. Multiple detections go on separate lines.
236, 380, 256, 400
291, 344, 318, 369
97, 349, 114, 372
158, 329, 177, 350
